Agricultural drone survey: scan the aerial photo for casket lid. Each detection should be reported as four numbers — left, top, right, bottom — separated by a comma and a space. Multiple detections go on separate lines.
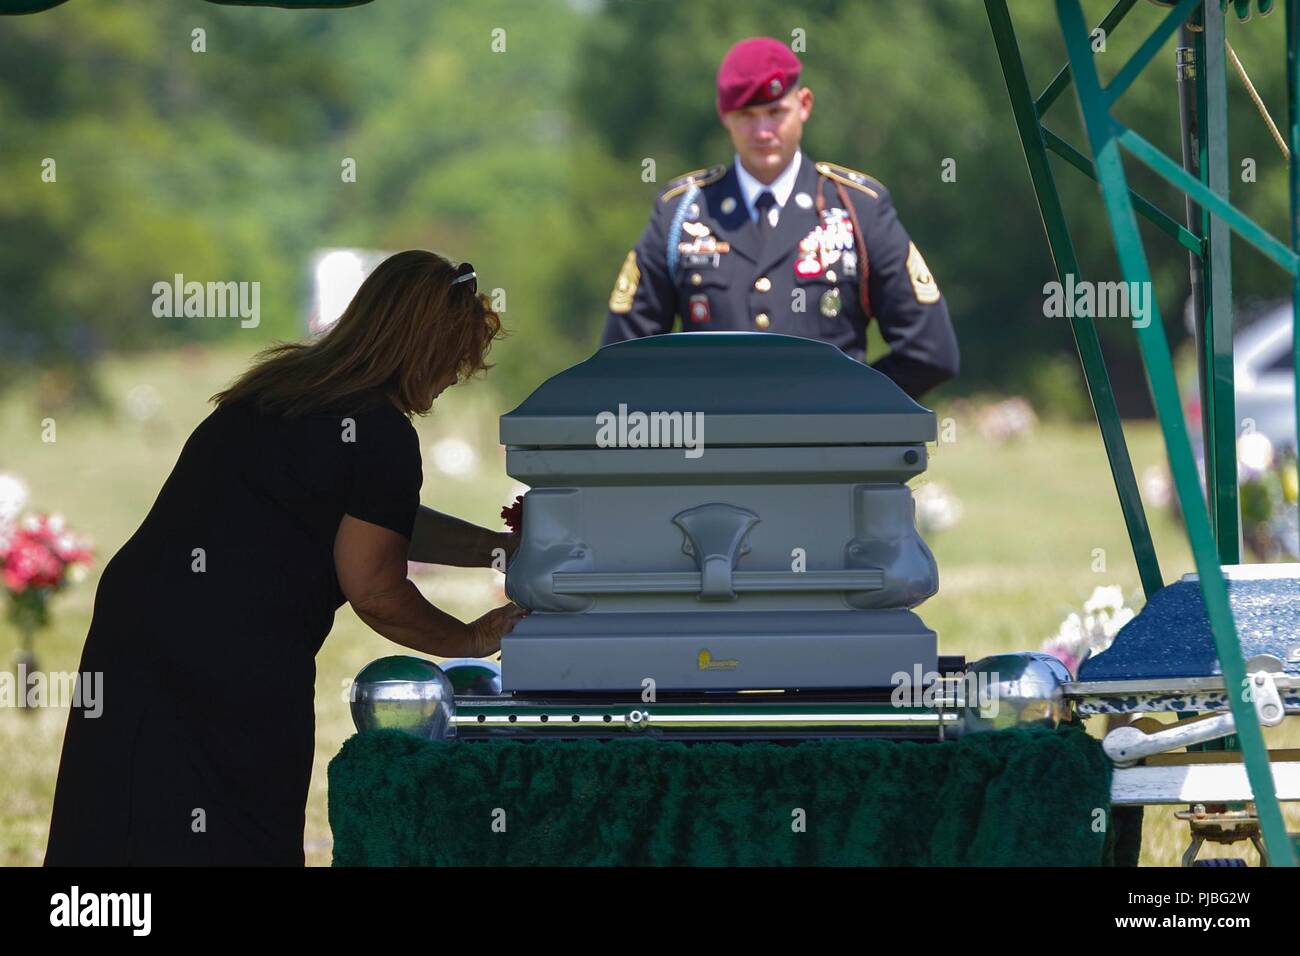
500, 332, 936, 447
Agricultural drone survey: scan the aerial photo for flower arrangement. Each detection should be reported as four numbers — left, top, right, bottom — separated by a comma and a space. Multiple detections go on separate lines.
501, 494, 524, 534
1040, 584, 1137, 676
0, 510, 94, 695
1150, 430, 1300, 560
1235, 432, 1299, 562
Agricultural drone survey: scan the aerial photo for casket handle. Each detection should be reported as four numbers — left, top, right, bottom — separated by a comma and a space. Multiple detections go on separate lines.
672, 503, 760, 600
551, 568, 884, 595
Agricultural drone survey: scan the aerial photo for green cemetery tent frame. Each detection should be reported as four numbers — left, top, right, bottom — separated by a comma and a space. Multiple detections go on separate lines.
985, 0, 1298, 866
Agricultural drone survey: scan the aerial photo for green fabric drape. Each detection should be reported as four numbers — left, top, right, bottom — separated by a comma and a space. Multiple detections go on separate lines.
328, 725, 1139, 866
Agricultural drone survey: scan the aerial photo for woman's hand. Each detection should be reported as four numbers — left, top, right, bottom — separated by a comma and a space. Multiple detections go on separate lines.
466, 602, 529, 656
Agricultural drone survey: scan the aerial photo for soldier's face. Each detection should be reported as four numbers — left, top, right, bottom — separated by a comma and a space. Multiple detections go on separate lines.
722, 87, 813, 183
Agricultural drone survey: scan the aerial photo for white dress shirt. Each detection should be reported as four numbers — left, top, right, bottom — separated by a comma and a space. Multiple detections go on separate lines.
734, 151, 803, 229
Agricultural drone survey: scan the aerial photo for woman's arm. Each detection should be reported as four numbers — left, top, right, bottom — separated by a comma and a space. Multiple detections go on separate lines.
335, 514, 525, 657
407, 504, 514, 569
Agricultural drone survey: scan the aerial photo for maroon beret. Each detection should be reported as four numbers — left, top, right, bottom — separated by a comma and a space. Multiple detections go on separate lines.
716, 37, 801, 115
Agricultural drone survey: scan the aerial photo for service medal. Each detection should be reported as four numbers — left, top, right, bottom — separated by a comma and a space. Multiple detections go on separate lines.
820, 209, 854, 254
679, 220, 731, 259
820, 288, 842, 318
795, 234, 823, 278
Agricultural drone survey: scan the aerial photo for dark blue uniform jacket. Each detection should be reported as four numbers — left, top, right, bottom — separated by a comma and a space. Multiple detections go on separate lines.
602, 151, 959, 400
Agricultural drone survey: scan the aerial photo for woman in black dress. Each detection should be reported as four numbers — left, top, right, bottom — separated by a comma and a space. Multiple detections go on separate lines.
45, 250, 526, 866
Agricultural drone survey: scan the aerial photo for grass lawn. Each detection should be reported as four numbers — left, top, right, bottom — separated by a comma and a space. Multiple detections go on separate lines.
1, 342, 1296, 866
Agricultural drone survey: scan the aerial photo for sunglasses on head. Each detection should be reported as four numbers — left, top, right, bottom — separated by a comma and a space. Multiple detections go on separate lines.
451, 261, 477, 297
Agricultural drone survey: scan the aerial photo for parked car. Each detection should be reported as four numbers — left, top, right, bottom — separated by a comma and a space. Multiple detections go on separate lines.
1187, 302, 1298, 454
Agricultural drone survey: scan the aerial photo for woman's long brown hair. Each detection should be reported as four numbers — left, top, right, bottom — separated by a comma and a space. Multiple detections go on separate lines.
211, 250, 502, 417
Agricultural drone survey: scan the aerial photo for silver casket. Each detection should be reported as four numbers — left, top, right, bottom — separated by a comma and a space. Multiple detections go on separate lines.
500, 332, 939, 693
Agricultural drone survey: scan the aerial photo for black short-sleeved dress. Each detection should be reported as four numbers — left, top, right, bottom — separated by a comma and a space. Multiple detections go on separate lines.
44, 388, 422, 866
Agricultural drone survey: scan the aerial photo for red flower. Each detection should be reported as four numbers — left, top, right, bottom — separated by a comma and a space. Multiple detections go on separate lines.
501, 495, 524, 534
0, 513, 94, 594
3, 536, 60, 591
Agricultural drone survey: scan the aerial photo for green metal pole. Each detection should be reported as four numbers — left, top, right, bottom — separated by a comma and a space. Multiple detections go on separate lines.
1202, 7, 1240, 564
1188, 6, 1233, 759
985, 0, 1163, 599
1175, 9, 1235, 760
1055, 0, 1295, 867
1180, 22, 1212, 514
1289, 2, 1300, 503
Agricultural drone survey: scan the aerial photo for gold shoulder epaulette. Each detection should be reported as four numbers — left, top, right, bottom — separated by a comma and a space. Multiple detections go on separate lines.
815, 161, 882, 199
659, 164, 727, 202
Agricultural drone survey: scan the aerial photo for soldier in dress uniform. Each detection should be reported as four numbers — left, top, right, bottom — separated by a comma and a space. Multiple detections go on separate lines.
602, 37, 960, 400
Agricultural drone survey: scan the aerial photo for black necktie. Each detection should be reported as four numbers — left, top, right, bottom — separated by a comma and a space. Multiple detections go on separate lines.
755, 190, 777, 243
